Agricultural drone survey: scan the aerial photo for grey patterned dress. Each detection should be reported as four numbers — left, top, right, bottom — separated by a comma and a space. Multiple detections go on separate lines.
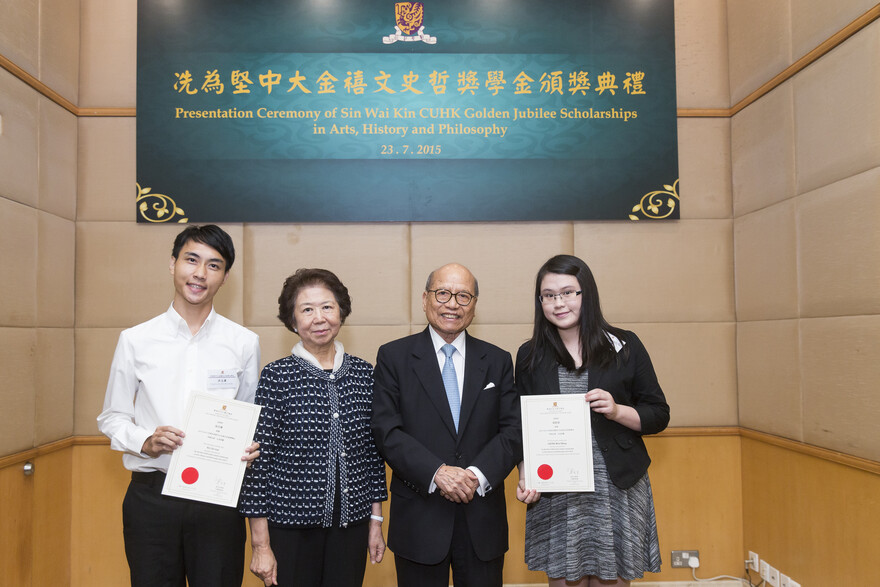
524, 367, 662, 581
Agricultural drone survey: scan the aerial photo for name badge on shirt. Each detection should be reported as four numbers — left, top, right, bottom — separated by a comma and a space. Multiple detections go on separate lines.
207, 369, 239, 390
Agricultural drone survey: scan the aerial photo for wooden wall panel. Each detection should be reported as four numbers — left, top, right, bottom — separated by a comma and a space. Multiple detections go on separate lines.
15, 432, 880, 586
644, 434, 744, 582
501, 468, 550, 585
0, 460, 34, 586
71, 444, 130, 587
242, 435, 745, 586
742, 437, 880, 586
76, 437, 745, 587
32, 449, 72, 586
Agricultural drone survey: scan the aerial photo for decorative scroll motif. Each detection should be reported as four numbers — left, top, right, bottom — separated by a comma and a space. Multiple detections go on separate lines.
628, 178, 679, 221
383, 2, 437, 44
136, 183, 188, 223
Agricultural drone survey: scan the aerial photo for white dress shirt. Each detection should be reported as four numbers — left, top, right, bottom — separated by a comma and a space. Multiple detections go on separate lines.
428, 327, 466, 400
426, 327, 490, 496
97, 305, 260, 473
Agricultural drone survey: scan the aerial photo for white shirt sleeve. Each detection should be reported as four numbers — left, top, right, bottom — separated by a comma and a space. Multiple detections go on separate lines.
467, 466, 491, 496
96, 332, 152, 456
236, 333, 261, 404
428, 465, 491, 496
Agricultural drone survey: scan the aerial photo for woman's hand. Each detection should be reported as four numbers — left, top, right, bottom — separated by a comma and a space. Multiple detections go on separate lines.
248, 517, 277, 585
585, 388, 642, 431
516, 479, 542, 504
368, 519, 386, 564
242, 440, 260, 467
515, 460, 541, 504
584, 388, 618, 419
250, 543, 278, 586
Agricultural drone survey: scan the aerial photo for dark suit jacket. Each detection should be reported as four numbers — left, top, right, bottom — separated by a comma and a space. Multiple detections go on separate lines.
515, 331, 669, 489
372, 328, 521, 564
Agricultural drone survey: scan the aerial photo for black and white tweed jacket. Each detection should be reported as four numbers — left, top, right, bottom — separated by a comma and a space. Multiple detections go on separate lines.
239, 352, 387, 527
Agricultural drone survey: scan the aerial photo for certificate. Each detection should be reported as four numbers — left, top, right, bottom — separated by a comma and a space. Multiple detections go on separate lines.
521, 394, 593, 492
162, 393, 261, 507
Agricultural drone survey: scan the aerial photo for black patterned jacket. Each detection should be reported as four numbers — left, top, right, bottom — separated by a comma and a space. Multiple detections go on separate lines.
240, 353, 387, 527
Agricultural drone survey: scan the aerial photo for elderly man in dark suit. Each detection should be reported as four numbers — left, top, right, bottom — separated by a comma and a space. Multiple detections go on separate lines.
372, 263, 522, 587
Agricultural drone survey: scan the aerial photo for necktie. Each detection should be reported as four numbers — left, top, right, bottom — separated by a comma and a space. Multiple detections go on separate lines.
441, 344, 460, 431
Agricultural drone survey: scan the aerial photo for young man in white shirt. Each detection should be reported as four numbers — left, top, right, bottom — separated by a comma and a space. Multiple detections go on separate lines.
98, 224, 261, 587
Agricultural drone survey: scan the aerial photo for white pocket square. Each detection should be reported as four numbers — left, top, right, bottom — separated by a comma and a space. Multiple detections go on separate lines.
483, 382, 496, 390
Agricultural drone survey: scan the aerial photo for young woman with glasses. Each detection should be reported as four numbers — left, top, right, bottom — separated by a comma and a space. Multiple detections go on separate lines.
515, 254, 669, 587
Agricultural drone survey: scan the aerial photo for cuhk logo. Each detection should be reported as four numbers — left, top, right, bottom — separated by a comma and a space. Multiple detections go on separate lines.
383, 2, 437, 44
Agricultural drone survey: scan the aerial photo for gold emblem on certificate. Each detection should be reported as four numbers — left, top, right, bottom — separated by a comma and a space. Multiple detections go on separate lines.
521, 394, 594, 492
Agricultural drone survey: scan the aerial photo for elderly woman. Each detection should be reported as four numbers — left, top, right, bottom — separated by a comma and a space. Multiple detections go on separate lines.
239, 268, 387, 587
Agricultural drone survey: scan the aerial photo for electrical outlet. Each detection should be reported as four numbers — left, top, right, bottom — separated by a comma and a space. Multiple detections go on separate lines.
780, 573, 792, 587
670, 550, 699, 568
767, 564, 780, 586
760, 560, 770, 581
748, 551, 760, 571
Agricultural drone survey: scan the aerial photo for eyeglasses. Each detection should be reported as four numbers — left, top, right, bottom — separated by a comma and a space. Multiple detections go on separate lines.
539, 290, 582, 304
427, 289, 476, 306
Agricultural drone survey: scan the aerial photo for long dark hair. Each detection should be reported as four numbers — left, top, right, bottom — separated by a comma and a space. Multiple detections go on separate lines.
526, 254, 627, 372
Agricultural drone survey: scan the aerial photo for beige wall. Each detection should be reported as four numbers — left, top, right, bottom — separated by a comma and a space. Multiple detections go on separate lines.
2, 0, 880, 585
2, 0, 740, 452
731, 0, 880, 462
729, 0, 880, 583
0, 0, 78, 455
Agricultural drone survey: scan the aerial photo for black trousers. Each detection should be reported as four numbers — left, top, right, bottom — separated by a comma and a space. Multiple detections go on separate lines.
122, 472, 245, 587
393, 505, 504, 587
268, 521, 369, 587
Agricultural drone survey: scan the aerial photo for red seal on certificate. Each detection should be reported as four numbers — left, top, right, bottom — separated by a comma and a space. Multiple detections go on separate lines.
537, 464, 553, 480
181, 467, 199, 485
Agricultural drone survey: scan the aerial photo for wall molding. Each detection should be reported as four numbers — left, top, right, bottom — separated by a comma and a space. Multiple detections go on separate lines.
679, 4, 880, 118
0, 53, 78, 115
4, 427, 878, 474
654, 426, 740, 437
2, 4, 878, 120
0, 54, 134, 117
76, 107, 138, 117
740, 427, 880, 475
0, 436, 77, 469
726, 3, 880, 117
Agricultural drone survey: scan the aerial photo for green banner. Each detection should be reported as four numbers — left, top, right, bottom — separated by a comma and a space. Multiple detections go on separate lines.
137, 0, 679, 222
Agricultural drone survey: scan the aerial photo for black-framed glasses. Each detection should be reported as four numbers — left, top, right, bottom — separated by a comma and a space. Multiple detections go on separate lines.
427, 289, 476, 306
539, 290, 582, 304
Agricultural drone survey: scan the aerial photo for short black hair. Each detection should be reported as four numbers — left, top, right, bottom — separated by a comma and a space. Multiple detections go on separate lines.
277, 268, 352, 333
171, 225, 235, 272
